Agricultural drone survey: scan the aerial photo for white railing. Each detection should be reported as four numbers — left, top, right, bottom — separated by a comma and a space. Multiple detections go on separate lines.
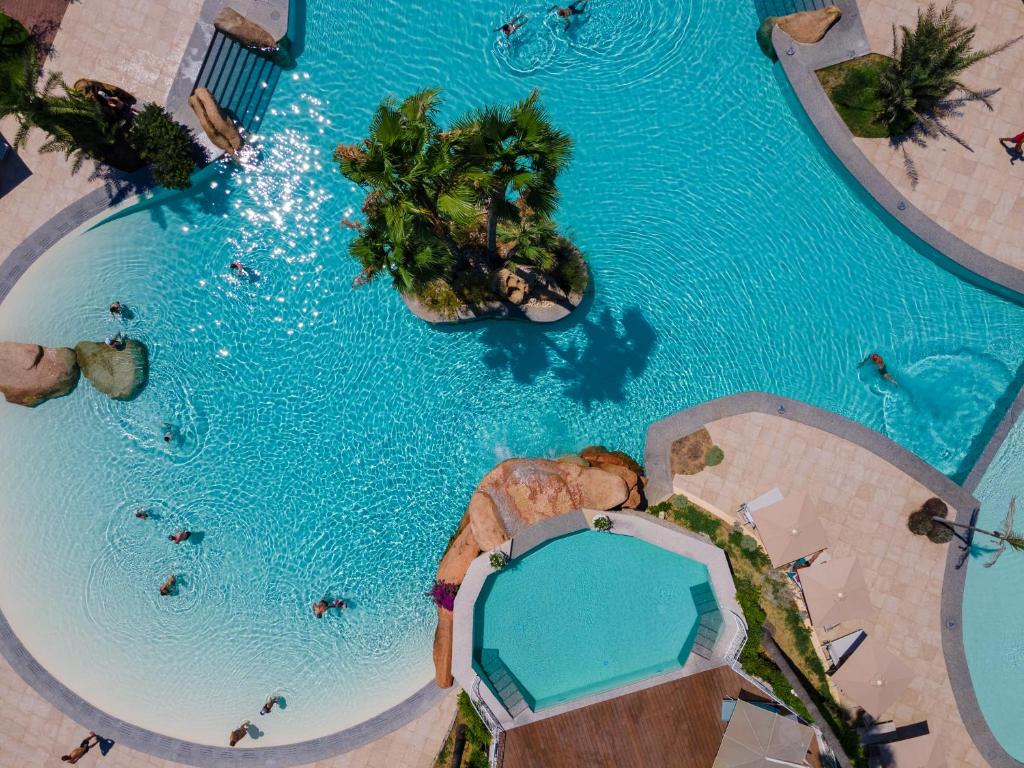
471, 677, 506, 768
725, 609, 748, 663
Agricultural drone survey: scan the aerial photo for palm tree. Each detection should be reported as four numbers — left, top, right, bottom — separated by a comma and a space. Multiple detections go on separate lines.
451, 90, 572, 257
1, 67, 123, 173
933, 498, 1024, 566
497, 213, 559, 271
877, 2, 1019, 135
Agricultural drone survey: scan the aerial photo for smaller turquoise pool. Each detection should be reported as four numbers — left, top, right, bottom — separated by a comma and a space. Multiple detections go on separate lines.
472, 530, 716, 712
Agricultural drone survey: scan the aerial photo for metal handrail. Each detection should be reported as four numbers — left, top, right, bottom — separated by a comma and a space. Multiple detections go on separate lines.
725, 609, 748, 663
471, 677, 506, 768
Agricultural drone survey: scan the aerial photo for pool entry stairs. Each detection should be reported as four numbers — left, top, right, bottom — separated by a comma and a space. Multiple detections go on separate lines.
689, 582, 723, 660
195, 30, 283, 133
478, 649, 530, 717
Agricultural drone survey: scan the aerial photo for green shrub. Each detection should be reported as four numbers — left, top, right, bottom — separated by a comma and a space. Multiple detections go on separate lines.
0, 12, 34, 107
489, 551, 508, 570
417, 279, 462, 319
907, 509, 934, 536
673, 497, 723, 541
704, 445, 724, 467
456, 691, 491, 749
129, 104, 197, 189
592, 514, 612, 531
827, 57, 889, 138
554, 242, 589, 295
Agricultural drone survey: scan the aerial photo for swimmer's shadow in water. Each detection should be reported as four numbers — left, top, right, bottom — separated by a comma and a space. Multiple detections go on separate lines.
246, 722, 265, 740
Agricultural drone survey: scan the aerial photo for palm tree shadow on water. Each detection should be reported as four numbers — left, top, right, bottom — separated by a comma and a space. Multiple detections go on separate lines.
476, 305, 657, 408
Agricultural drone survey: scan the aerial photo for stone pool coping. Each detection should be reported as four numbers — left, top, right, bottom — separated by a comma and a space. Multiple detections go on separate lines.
771, 5, 1024, 301
450, 509, 744, 731
644, 391, 1021, 768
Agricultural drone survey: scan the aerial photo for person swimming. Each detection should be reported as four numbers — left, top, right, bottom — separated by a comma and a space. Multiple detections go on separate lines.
134, 508, 149, 520
109, 301, 123, 317
548, 0, 590, 29
230, 260, 246, 274
159, 574, 177, 596
859, 353, 896, 384
168, 530, 191, 544
164, 430, 173, 444
105, 333, 126, 351
496, 14, 528, 37
229, 721, 251, 747
259, 695, 280, 716
312, 598, 346, 617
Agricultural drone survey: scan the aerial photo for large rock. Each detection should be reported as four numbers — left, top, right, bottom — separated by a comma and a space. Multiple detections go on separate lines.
437, 513, 482, 585
777, 6, 842, 44
467, 491, 508, 551
578, 466, 630, 510
433, 607, 454, 688
214, 7, 279, 51
188, 87, 243, 153
75, 340, 148, 400
580, 446, 644, 509
498, 460, 582, 526
0, 342, 79, 407
496, 268, 529, 305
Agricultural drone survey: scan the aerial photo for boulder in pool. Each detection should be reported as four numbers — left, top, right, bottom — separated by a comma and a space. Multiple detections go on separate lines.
467, 490, 509, 551
188, 87, 243, 154
75, 340, 148, 400
214, 7, 279, 51
0, 342, 79, 407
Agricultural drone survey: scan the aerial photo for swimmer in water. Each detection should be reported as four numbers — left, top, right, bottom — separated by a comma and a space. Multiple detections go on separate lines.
229, 721, 251, 747
259, 695, 280, 716
168, 530, 191, 544
859, 353, 897, 384
159, 574, 177, 596
496, 14, 527, 37
135, 508, 149, 520
164, 431, 173, 444
109, 301, 123, 317
548, 0, 590, 29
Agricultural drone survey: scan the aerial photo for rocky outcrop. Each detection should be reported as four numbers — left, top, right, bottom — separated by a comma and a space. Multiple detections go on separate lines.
0, 342, 79, 407
437, 513, 482, 585
433, 607, 454, 688
188, 87, 243, 154
777, 6, 842, 44
74, 340, 148, 400
431, 449, 647, 687
214, 7, 279, 51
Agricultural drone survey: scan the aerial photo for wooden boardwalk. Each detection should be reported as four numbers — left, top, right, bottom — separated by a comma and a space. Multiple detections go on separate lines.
502, 665, 820, 768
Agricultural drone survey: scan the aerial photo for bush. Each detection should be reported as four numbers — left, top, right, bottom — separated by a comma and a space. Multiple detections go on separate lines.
416, 279, 462, 319
0, 12, 34, 105
824, 56, 890, 138
922, 497, 948, 518
456, 691, 491, 749
907, 509, 934, 535
425, 580, 458, 611
927, 522, 954, 544
129, 104, 197, 189
705, 445, 724, 467
592, 514, 612, 531
553, 241, 589, 295
489, 551, 508, 570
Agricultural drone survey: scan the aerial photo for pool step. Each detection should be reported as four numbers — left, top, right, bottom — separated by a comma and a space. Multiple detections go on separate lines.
195, 30, 283, 133
478, 649, 530, 717
690, 583, 724, 660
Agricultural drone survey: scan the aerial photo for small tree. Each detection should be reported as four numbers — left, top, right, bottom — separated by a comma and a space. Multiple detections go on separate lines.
129, 104, 198, 189
877, 2, 1019, 136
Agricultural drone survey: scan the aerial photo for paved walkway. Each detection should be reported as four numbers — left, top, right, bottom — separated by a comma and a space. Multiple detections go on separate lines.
852, 0, 1024, 272
0, 0, 204, 259
668, 410, 986, 767
0, 652, 455, 768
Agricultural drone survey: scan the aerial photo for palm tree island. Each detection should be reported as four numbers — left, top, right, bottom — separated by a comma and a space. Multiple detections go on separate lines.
335, 89, 589, 323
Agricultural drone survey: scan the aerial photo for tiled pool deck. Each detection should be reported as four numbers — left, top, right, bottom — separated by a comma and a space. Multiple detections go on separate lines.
645, 393, 995, 767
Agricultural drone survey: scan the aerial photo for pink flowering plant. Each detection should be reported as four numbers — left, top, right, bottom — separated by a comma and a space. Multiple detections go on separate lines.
427, 580, 459, 611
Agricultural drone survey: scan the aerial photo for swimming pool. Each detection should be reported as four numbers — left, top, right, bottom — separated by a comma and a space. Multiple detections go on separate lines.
472, 531, 715, 712
964, 417, 1024, 761
2, 0, 1024, 749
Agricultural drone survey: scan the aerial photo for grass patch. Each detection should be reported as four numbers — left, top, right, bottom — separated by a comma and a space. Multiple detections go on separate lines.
649, 497, 866, 766
817, 54, 891, 139
434, 691, 491, 768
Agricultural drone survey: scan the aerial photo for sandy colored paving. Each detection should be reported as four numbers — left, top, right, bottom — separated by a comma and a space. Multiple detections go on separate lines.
0, 0, 204, 259
852, 0, 1024, 271
670, 411, 985, 767
0, 651, 455, 768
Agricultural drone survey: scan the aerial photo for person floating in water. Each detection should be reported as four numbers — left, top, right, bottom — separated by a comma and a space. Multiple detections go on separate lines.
229, 721, 251, 747
109, 301, 123, 317
159, 574, 177, 596
859, 353, 896, 384
312, 598, 346, 618
134, 508, 149, 520
548, 0, 590, 29
61, 732, 100, 764
168, 530, 191, 544
164, 430, 173, 444
260, 695, 281, 716
105, 333, 126, 351
496, 14, 527, 37
230, 260, 246, 275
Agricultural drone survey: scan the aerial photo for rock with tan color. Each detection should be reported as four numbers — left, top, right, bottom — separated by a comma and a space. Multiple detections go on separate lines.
437, 514, 482, 585
75, 340, 148, 400
188, 87, 243, 153
777, 5, 841, 44
0, 342, 79, 407
433, 607, 454, 688
497, 460, 582, 525
578, 466, 630, 509
214, 7, 279, 51
593, 461, 643, 509
467, 491, 508, 551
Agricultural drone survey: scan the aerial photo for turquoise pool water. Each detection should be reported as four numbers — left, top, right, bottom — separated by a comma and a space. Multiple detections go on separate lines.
473, 531, 711, 711
965, 419, 1024, 761
2, 0, 1024, 748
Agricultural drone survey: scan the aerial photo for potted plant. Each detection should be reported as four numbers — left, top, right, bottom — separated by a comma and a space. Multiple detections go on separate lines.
593, 514, 613, 532
489, 551, 509, 570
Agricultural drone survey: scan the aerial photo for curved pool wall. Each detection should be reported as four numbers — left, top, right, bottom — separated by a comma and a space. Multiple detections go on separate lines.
471, 530, 712, 711
4, 0, 1024, 757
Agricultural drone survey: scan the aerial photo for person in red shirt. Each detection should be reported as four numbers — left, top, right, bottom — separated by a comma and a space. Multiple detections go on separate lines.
999, 131, 1024, 155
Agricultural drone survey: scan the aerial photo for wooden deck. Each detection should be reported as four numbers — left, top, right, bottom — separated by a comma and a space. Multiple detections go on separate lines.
501, 665, 822, 768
